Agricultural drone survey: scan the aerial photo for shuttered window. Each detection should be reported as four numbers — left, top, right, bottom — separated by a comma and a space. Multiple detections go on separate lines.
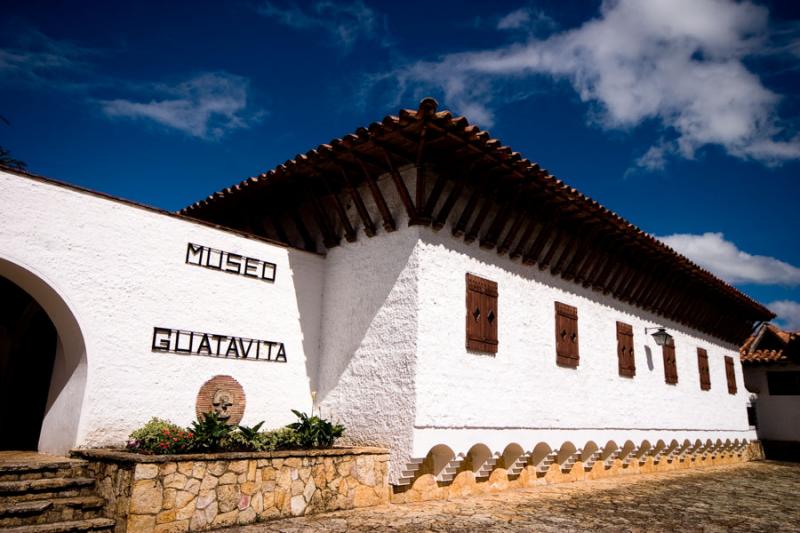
466, 273, 498, 353
663, 342, 678, 384
725, 356, 737, 395
616, 321, 635, 377
555, 302, 579, 368
697, 348, 711, 391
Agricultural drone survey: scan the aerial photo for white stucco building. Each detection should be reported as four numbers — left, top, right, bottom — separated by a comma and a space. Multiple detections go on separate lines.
741, 323, 800, 450
0, 99, 773, 485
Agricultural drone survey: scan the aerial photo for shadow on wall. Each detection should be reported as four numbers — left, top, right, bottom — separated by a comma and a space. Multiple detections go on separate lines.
0, 257, 87, 454
313, 232, 420, 405
285, 251, 325, 406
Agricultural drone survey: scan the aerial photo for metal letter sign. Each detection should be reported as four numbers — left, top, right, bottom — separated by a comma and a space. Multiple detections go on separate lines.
152, 327, 287, 363
186, 243, 277, 282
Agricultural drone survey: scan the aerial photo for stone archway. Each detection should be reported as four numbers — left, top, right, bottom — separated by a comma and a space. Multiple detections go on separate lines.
0, 257, 87, 453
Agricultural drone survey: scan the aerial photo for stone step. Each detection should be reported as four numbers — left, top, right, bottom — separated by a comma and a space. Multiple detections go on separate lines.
0, 479, 95, 504
0, 496, 105, 527
0, 517, 115, 533
0, 479, 95, 496
0, 463, 88, 484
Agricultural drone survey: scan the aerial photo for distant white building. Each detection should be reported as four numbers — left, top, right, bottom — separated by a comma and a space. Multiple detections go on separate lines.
741, 323, 800, 449
0, 99, 772, 485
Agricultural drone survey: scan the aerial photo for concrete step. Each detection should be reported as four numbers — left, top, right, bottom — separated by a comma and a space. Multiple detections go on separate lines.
395, 476, 414, 486
0, 517, 115, 533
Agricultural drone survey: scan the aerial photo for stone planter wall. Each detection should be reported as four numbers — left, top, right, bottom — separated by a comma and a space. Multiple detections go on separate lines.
73, 447, 389, 533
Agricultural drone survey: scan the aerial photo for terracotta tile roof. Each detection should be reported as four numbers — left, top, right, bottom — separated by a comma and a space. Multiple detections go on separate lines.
740, 323, 800, 364
180, 98, 774, 343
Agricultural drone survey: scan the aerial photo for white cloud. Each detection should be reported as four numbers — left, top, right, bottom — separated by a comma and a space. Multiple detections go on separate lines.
657, 232, 800, 286
99, 73, 264, 140
768, 300, 800, 330
0, 29, 96, 90
380, 0, 800, 165
257, 0, 380, 50
497, 7, 556, 34
497, 8, 531, 30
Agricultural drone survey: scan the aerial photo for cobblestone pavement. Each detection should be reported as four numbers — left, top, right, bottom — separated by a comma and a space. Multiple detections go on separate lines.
223, 461, 800, 532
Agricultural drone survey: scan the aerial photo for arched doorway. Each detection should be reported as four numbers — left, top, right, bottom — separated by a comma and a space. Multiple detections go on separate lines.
0, 257, 87, 454
0, 276, 58, 449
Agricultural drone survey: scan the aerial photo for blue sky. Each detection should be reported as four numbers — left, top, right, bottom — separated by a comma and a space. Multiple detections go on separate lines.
1, 0, 799, 330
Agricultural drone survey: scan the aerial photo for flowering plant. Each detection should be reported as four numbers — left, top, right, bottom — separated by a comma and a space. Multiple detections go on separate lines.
127, 418, 194, 454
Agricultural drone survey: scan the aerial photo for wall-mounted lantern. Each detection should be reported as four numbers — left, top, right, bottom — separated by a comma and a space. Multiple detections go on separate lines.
645, 327, 673, 346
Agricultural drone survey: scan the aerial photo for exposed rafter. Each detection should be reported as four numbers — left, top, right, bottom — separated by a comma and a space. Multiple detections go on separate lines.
179, 98, 774, 343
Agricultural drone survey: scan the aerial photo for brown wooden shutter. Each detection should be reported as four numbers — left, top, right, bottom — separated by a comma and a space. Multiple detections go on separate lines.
697, 348, 711, 391
725, 356, 737, 395
663, 343, 678, 384
616, 321, 635, 377
555, 302, 579, 368
466, 274, 498, 353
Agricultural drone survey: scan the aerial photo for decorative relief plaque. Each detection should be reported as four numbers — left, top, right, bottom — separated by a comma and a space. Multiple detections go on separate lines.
195, 375, 245, 425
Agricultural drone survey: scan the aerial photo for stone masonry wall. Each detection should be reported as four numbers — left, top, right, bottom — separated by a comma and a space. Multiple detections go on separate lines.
74, 447, 389, 533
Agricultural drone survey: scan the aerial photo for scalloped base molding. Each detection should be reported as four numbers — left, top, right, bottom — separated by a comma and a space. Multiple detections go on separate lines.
392, 441, 763, 504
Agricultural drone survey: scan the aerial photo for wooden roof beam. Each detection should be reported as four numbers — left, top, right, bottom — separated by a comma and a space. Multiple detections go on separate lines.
509, 218, 539, 260
523, 222, 556, 266
357, 160, 396, 232
378, 147, 417, 224
338, 165, 376, 238
480, 196, 516, 250
453, 176, 489, 238
465, 192, 495, 244
319, 176, 356, 243
496, 210, 526, 256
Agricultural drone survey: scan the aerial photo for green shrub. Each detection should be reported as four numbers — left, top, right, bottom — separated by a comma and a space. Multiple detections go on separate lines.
125, 410, 345, 454
286, 410, 344, 448
262, 427, 301, 451
226, 422, 265, 451
127, 417, 193, 454
188, 412, 234, 453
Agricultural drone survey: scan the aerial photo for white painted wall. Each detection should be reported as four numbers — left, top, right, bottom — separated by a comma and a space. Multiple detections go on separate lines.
413, 227, 755, 460
0, 168, 759, 483
744, 364, 800, 442
0, 170, 323, 453
315, 228, 420, 482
